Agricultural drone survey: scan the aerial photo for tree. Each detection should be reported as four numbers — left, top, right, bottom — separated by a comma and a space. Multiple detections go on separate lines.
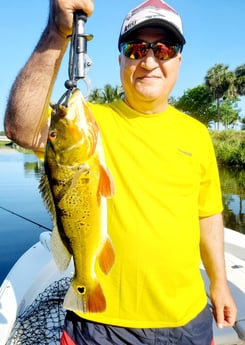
175, 85, 216, 126
168, 96, 178, 106
234, 64, 245, 96
89, 84, 124, 104
205, 64, 236, 129
89, 87, 104, 103
175, 84, 240, 129
102, 84, 124, 103
219, 99, 240, 129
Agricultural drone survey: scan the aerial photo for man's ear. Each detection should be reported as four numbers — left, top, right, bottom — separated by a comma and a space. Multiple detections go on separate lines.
178, 53, 182, 66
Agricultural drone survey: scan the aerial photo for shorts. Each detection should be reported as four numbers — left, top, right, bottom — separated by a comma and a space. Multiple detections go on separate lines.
60, 304, 214, 345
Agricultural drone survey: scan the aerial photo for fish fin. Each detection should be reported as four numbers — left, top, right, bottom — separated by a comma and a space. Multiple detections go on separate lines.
63, 280, 106, 313
98, 238, 115, 274
99, 164, 115, 197
51, 222, 71, 271
39, 173, 56, 217
39, 173, 71, 271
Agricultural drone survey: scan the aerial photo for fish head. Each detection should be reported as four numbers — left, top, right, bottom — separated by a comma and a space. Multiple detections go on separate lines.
47, 89, 98, 167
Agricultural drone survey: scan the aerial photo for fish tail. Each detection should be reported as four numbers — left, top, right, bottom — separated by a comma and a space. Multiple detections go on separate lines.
63, 279, 106, 313
87, 283, 106, 313
99, 238, 115, 274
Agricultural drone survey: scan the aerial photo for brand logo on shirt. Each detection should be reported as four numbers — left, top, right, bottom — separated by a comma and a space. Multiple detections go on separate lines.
178, 149, 192, 157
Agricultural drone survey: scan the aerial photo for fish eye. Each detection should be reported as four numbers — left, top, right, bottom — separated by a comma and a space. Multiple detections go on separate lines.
49, 130, 57, 140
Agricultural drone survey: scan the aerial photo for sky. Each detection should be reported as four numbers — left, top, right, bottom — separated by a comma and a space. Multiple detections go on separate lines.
0, 0, 245, 131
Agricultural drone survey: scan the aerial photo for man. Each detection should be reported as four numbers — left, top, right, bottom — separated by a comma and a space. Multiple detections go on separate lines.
4, 0, 237, 344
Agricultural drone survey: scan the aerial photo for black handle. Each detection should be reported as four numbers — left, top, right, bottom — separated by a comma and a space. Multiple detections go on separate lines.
75, 9, 88, 24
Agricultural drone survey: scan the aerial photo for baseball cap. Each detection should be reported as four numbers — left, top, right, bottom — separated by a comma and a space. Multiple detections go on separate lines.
118, 0, 186, 50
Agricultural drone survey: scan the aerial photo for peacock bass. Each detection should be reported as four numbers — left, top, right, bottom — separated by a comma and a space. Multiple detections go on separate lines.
40, 88, 115, 313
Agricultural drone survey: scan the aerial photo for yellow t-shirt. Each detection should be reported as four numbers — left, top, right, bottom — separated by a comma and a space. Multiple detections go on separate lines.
74, 100, 223, 327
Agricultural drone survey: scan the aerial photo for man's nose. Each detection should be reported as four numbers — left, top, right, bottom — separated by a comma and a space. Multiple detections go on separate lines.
140, 49, 158, 69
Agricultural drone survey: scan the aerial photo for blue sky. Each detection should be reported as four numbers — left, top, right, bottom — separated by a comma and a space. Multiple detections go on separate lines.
1, 0, 244, 131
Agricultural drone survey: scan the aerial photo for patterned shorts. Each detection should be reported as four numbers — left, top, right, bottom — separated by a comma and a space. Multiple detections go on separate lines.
60, 304, 214, 345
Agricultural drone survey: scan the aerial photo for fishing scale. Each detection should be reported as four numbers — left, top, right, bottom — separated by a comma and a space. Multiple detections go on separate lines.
57, 10, 93, 106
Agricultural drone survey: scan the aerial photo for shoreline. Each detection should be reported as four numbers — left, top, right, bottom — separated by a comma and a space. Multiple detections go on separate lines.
0, 146, 18, 154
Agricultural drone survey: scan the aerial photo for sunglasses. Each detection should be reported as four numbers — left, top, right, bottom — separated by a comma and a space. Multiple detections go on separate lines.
120, 40, 182, 61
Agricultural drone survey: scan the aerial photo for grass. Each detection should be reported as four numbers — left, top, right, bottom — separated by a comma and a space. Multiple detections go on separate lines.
0, 140, 32, 154
0, 141, 11, 148
210, 130, 245, 167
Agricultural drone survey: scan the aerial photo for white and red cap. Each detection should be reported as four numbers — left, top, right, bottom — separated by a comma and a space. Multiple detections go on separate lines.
118, 0, 186, 49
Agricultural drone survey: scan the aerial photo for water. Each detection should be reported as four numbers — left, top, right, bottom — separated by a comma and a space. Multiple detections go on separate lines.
219, 167, 245, 234
0, 149, 245, 286
0, 149, 52, 285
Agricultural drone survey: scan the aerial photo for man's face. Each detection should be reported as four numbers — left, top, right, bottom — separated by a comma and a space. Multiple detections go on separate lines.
119, 27, 182, 114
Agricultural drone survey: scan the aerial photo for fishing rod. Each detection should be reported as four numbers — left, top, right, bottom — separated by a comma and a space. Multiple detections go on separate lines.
0, 206, 52, 231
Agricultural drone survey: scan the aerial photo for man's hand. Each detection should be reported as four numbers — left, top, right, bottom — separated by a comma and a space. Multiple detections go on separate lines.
49, 0, 94, 37
210, 282, 237, 328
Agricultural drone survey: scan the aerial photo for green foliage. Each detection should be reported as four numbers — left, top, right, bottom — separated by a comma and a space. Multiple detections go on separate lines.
89, 84, 124, 103
175, 85, 215, 126
205, 64, 235, 100
234, 64, 245, 96
175, 84, 240, 128
210, 130, 245, 166
204, 64, 238, 129
219, 99, 240, 129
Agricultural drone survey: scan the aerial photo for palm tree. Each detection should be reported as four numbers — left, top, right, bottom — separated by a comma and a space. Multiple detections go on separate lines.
89, 87, 103, 103
234, 64, 245, 96
101, 84, 124, 103
89, 84, 124, 104
205, 64, 235, 129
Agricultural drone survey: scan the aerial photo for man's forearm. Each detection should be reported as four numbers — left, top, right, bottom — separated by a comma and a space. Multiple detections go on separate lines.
199, 213, 227, 284
4, 27, 68, 150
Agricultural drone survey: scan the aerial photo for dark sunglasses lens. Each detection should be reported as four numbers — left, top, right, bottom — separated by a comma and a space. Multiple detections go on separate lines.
121, 42, 148, 59
154, 43, 180, 60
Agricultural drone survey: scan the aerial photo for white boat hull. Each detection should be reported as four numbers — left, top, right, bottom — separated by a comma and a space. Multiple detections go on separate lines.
0, 229, 245, 345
